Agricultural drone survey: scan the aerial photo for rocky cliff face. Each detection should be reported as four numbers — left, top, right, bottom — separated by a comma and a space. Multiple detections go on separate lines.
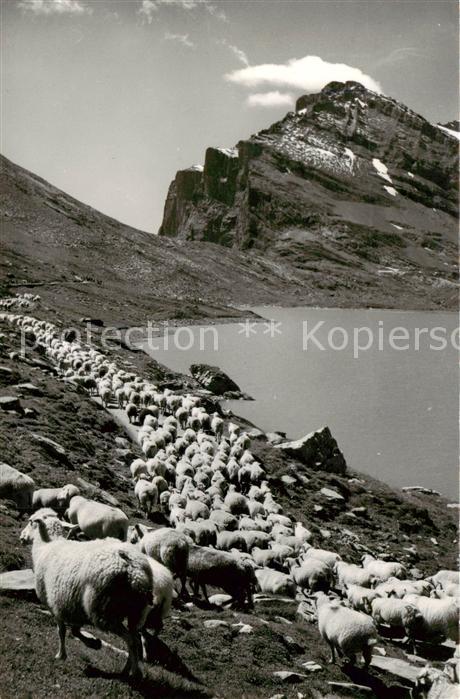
159, 81, 458, 300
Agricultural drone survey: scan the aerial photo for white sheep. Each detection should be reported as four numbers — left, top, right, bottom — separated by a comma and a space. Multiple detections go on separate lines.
20, 512, 154, 676
32, 484, 79, 513
427, 570, 460, 590
335, 561, 376, 589
345, 584, 379, 614
0, 462, 35, 510
67, 495, 129, 541
371, 597, 420, 639
131, 524, 187, 598
316, 592, 377, 666
134, 478, 158, 515
361, 554, 406, 582
254, 568, 296, 598
303, 547, 341, 568
290, 558, 332, 594
402, 595, 459, 645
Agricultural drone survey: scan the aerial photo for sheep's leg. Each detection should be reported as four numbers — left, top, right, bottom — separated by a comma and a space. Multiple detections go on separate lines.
55, 622, 67, 660
201, 584, 209, 602
362, 645, 373, 668
115, 624, 141, 678
327, 640, 336, 664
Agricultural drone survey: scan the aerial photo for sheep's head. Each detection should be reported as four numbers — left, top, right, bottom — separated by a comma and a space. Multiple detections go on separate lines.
20, 511, 76, 545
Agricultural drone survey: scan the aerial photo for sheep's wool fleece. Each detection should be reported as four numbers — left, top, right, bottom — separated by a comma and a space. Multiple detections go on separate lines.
318, 601, 377, 655
35, 540, 153, 627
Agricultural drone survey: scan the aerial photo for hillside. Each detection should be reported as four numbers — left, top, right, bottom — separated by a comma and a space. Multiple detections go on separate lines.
159, 81, 459, 310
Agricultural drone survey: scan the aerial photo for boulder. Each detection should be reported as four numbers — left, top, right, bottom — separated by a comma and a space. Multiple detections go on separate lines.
275, 426, 347, 475
273, 671, 307, 683
15, 383, 43, 396
0, 395, 23, 413
203, 619, 229, 630
320, 487, 345, 501
189, 364, 242, 396
30, 433, 67, 461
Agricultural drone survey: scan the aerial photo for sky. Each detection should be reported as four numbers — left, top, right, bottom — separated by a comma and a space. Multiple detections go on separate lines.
1, 0, 458, 233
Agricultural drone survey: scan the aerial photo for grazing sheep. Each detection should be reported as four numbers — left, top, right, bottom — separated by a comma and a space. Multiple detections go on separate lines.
126, 402, 138, 424
130, 459, 149, 481
20, 512, 154, 677
251, 548, 281, 569
402, 595, 459, 645
67, 496, 129, 541
335, 562, 376, 589
32, 484, 80, 513
375, 578, 433, 599
0, 462, 35, 510
216, 530, 247, 553
316, 592, 377, 667
294, 521, 313, 544
427, 570, 460, 590
179, 520, 217, 547
303, 547, 341, 568
240, 530, 271, 552
209, 510, 238, 532
185, 500, 210, 521
134, 478, 158, 515
254, 568, 296, 598
132, 525, 189, 597
187, 545, 255, 607
224, 490, 249, 516
290, 558, 332, 594
361, 554, 406, 582
371, 597, 420, 637
345, 584, 379, 614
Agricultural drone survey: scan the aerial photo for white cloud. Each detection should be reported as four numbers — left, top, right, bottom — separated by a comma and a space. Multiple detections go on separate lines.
138, 0, 226, 23
18, 0, 91, 14
225, 55, 382, 95
218, 39, 248, 66
247, 91, 295, 108
164, 31, 195, 48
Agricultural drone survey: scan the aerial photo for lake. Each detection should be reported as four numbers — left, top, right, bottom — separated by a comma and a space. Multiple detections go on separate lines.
139, 307, 459, 497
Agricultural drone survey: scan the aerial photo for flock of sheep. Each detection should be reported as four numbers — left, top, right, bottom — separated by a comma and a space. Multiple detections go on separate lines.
1, 308, 459, 692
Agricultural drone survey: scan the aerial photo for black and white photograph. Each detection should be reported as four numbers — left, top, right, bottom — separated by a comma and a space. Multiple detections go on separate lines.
0, 1, 458, 697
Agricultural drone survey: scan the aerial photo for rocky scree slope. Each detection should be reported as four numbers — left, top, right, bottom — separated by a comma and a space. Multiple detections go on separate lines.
159, 81, 458, 309
0, 155, 312, 327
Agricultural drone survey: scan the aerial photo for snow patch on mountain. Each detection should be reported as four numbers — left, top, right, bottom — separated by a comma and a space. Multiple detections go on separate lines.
372, 158, 393, 183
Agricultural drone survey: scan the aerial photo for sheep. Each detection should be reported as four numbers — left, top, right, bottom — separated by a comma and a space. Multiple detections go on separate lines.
294, 521, 313, 544
361, 554, 406, 582
216, 530, 247, 553
335, 562, 376, 589
211, 414, 224, 440
126, 402, 138, 424
316, 592, 377, 667
413, 666, 459, 699
67, 496, 129, 541
303, 547, 341, 569
134, 478, 158, 515
179, 520, 217, 547
254, 568, 297, 598
240, 530, 271, 552
371, 597, 420, 638
187, 545, 255, 607
375, 578, 433, 599
345, 584, 380, 614
185, 500, 210, 521
20, 512, 154, 677
209, 509, 238, 532
290, 558, 332, 594
251, 548, 282, 569
427, 570, 460, 590
130, 459, 149, 481
402, 595, 459, 645
131, 525, 189, 597
32, 484, 80, 513
0, 462, 35, 510
224, 490, 250, 516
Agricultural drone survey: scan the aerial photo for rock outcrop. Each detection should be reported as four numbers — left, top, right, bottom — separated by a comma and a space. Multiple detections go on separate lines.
189, 363, 244, 396
275, 426, 347, 475
159, 81, 458, 307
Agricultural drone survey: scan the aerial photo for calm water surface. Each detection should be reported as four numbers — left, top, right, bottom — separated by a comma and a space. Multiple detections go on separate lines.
140, 307, 459, 497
